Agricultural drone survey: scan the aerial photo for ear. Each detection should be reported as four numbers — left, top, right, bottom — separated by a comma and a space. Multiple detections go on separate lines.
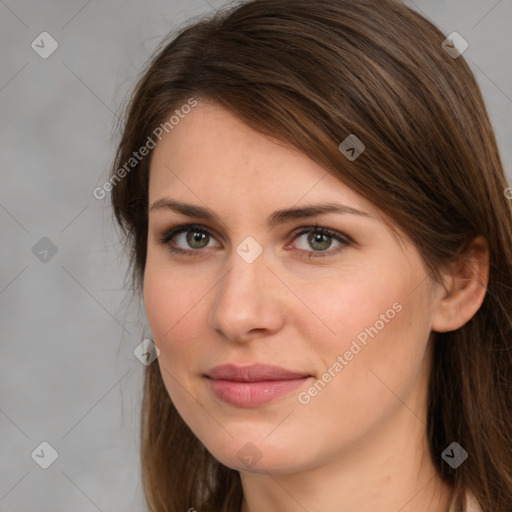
431, 235, 490, 333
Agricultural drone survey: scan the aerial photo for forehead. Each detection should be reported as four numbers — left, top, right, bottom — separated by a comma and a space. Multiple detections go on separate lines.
151, 101, 316, 184
148, 101, 379, 218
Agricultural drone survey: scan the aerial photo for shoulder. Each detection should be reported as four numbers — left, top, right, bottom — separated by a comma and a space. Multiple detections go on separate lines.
465, 491, 482, 512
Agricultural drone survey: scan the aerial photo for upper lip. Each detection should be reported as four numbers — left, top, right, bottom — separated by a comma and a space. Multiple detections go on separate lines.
205, 364, 311, 382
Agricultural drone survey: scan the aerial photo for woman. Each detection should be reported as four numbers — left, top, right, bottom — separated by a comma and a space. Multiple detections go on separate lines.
110, 0, 512, 510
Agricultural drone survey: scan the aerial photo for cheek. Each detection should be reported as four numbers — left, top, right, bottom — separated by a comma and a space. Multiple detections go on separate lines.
300, 272, 429, 399
143, 266, 206, 413
143, 265, 203, 363
297, 269, 403, 349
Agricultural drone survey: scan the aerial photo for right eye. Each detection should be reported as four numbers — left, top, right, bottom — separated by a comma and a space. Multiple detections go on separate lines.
159, 223, 221, 256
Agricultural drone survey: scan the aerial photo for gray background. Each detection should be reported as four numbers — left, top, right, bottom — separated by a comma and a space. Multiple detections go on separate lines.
1, 0, 511, 510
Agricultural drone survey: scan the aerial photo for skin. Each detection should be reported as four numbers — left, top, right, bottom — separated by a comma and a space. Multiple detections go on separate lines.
144, 100, 489, 512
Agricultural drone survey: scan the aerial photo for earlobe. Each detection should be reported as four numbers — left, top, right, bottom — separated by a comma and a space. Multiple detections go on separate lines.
431, 235, 490, 333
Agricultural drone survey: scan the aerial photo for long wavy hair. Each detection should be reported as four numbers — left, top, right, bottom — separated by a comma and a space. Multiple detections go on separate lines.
110, 0, 512, 510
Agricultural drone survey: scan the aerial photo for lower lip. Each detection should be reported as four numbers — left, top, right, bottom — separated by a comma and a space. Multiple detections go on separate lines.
207, 377, 310, 407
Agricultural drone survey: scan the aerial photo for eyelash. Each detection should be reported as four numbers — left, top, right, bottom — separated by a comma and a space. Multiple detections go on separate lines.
157, 223, 352, 260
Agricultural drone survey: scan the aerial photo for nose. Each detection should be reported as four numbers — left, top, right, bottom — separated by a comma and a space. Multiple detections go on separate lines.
208, 244, 285, 343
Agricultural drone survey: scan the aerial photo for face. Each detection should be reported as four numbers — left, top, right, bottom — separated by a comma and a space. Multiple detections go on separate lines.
144, 100, 440, 474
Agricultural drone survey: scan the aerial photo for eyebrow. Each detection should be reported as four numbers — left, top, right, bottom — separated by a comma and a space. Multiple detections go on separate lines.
149, 198, 372, 227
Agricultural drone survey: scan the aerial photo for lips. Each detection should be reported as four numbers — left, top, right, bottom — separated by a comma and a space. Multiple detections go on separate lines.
204, 364, 312, 407
206, 363, 310, 382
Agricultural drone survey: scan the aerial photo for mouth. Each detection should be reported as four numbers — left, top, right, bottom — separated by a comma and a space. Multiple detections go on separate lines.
204, 363, 313, 407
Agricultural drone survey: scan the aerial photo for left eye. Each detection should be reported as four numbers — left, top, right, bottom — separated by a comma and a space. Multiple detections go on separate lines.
288, 227, 351, 257
292, 228, 344, 252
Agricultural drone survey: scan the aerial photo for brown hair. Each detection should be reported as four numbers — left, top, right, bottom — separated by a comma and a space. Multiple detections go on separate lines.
110, 0, 512, 510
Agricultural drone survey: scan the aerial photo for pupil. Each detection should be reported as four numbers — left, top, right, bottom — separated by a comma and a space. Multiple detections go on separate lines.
310, 233, 331, 250
188, 231, 207, 248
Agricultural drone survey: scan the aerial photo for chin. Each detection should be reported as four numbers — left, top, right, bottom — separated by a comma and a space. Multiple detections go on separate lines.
201, 434, 313, 475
